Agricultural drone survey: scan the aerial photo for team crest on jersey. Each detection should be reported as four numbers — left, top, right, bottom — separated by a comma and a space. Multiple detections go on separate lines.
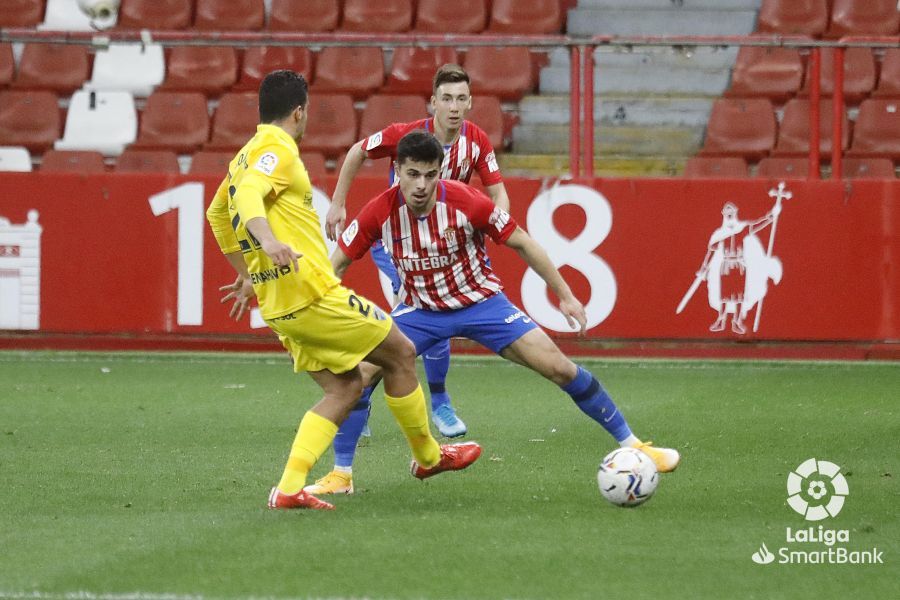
441, 227, 456, 244
365, 132, 383, 151
254, 152, 278, 175
341, 220, 359, 246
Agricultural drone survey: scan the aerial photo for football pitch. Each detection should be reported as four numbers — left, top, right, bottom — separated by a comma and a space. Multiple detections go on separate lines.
1, 351, 897, 600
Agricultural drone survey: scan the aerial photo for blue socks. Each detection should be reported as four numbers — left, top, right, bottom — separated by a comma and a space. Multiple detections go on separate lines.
562, 366, 633, 442
334, 385, 374, 469
424, 339, 452, 411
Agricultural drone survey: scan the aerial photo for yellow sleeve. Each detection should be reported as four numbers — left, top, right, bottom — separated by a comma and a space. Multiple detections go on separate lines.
233, 142, 295, 222
206, 177, 240, 254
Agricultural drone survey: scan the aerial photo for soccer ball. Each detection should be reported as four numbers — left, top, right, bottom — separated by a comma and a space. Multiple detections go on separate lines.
597, 447, 659, 507
77, 0, 121, 20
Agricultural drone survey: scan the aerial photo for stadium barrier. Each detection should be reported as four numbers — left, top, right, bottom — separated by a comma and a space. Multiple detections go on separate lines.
0, 174, 896, 355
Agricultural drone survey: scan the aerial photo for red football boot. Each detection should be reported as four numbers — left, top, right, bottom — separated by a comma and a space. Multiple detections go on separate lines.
410, 442, 482, 480
267, 487, 335, 510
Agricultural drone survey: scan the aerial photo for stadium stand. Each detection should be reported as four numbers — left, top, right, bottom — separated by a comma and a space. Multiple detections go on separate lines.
873, 49, 900, 97
14, 44, 90, 95
337, 151, 394, 179
773, 98, 850, 157
725, 45, 805, 102
0, 91, 60, 153
188, 150, 234, 175
466, 95, 505, 150
700, 98, 777, 161
236, 47, 314, 91
207, 92, 259, 152
841, 157, 896, 178
86, 43, 165, 97
133, 92, 210, 153
40, 150, 106, 173
847, 98, 900, 160
161, 47, 239, 96
299, 93, 357, 156
0, 146, 33, 172
755, 0, 828, 37
117, 0, 192, 30
194, 0, 265, 31
800, 47, 876, 103
683, 156, 749, 178
268, 0, 340, 31
299, 151, 329, 186
55, 90, 137, 156
0, 44, 14, 89
464, 47, 536, 102
359, 94, 428, 136
341, 0, 414, 33
115, 149, 180, 173
488, 0, 563, 34
414, 0, 487, 33
312, 47, 385, 99
385, 47, 460, 96
0, 0, 44, 27
755, 156, 810, 178
39, 0, 95, 31
827, 0, 900, 37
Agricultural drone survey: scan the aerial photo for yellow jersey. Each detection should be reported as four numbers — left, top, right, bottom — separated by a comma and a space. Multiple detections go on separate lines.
206, 124, 339, 319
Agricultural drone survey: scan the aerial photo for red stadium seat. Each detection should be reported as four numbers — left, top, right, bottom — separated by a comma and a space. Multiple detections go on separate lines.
385, 47, 459, 95
683, 157, 749, 178
269, 0, 339, 31
800, 47, 876, 103
207, 92, 258, 152
488, 0, 563, 34
700, 98, 776, 160
755, 0, 828, 37
40, 150, 106, 173
359, 94, 427, 136
841, 157, 895, 178
848, 98, 900, 159
726, 46, 804, 102
14, 44, 90, 95
0, 0, 44, 27
755, 157, 810, 178
414, 0, 486, 33
874, 48, 900, 97
341, 0, 413, 33
313, 47, 384, 99
236, 47, 314, 91
466, 95, 504, 150
162, 47, 239, 96
773, 98, 849, 156
118, 0, 192, 30
134, 92, 210, 153
0, 91, 61, 153
301, 93, 357, 156
189, 150, 234, 175
300, 151, 328, 186
194, 0, 264, 31
464, 47, 536, 102
337, 151, 394, 180
116, 149, 180, 173
827, 0, 900, 38
0, 44, 13, 88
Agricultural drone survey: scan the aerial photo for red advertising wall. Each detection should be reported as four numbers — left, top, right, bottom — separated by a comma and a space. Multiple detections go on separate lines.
0, 173, 896, 346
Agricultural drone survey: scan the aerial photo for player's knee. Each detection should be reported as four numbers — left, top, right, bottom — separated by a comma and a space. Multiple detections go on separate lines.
546, 357, 578, 387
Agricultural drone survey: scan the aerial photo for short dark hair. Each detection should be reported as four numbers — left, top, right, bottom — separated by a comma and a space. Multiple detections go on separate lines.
432, 63, 469, 94
258, 70, 308, 123
397, 130, 444, 167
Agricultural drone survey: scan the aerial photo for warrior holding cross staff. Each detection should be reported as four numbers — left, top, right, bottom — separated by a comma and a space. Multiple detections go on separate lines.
676, 182, 790, 335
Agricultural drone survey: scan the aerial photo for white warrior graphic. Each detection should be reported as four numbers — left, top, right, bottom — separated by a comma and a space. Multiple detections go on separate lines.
676, 182, 790, 334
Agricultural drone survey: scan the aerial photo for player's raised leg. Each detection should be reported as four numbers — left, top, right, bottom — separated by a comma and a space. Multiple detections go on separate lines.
500, 328, 680, 473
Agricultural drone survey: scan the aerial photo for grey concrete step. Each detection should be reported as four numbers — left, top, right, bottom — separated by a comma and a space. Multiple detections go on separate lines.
547, 46, 739, 70
567, 8, 758, 36
576, 0, 761, 9
540, 63, 732, 95
519, 94, 715, 128
512, 122, 703, 156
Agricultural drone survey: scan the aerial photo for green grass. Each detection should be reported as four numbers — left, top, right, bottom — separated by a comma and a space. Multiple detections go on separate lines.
0, 351, 897, 600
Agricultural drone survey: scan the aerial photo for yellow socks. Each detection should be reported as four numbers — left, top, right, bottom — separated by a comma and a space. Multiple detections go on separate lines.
277, 411, 338, 495
385, 385, 441, 468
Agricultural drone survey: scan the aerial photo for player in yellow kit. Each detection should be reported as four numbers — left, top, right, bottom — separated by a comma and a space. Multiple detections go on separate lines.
205, 70, 481, 510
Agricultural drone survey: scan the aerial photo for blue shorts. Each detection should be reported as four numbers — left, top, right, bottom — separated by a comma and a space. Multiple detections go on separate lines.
390, 293, 538, 355
369, 241, 402, 295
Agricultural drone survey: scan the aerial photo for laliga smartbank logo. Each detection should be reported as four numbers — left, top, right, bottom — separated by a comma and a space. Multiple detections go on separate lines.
751, 458, 883, 566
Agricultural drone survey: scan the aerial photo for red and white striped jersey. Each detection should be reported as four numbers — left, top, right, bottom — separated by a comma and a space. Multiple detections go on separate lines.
339, 180, 517, 311
363, 118, 503, 187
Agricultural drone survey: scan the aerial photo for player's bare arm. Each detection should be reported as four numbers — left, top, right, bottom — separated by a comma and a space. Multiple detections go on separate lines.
504, 227, 587, 334
326, 140, 368, 240
245, 216, 302, 272
330, 246, 353, 279
485, 182, 511, 212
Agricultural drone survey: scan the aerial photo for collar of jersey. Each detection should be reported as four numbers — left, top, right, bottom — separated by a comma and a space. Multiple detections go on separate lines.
256, 124, 297, 152
398, 181, 447, 220
424, 117, 466, 146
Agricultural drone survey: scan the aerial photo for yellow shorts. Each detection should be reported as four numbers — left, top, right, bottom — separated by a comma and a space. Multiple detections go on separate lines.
266, 285, 392, 374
